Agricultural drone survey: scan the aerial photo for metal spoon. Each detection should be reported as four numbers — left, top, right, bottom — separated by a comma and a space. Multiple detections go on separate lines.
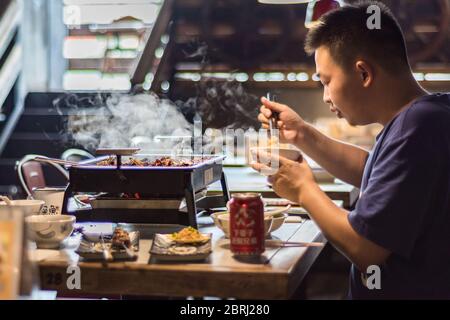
121, 243, 136, 259
100, 234, 113, 262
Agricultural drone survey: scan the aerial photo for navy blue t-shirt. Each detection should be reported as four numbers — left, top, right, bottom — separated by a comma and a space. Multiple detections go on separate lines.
348, 93, 450, 299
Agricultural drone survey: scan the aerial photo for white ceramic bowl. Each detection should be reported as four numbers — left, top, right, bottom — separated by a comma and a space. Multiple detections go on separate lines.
25, 215, 76, 249
269, 213, 288, 233
251, 147, 302, 163
0, 200, 45, 217
211, 212, 288, 238
32, 187, 66, 215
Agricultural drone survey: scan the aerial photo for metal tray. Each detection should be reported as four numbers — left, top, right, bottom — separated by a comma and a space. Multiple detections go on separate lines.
90, 190, 208, 210
77, 154, 226, 170
76, 231, 140, 261
150, 233, 212, 262
67, 154, 225, 196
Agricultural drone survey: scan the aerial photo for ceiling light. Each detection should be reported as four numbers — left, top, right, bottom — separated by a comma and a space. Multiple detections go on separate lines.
258, 0, 311, 4
305, 0, 342, 28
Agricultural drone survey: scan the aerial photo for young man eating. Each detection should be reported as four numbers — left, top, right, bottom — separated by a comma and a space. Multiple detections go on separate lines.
253, 1, 450, 299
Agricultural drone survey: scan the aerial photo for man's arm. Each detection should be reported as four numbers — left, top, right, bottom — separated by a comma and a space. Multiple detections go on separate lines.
259, 98, 369, 188
294, 122, 369, 188
256, 157, 391, 271
301, 182, 391, 272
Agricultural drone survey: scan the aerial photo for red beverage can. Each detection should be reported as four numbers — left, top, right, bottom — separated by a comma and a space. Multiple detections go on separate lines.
229, 193, 265, 256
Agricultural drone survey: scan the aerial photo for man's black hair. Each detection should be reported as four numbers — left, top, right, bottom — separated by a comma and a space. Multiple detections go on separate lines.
305, 1, 411, 73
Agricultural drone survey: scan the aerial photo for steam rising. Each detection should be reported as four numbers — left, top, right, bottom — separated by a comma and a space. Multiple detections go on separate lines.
58, 81, 261, 155
61, 93, 193, 154
177, 79, 260, 130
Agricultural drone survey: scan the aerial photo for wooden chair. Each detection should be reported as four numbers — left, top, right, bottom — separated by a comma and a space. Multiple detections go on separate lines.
16, 155, 69, 198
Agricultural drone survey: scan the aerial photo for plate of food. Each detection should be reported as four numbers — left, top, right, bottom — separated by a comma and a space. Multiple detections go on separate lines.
76, 227, 139, 261
150, 227, 212, 262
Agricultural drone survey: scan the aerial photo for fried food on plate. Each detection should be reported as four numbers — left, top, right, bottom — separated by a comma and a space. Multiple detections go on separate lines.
171, 227, 209, 245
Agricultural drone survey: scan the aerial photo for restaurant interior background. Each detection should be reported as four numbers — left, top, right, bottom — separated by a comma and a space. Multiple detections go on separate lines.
0, 0, 449, 300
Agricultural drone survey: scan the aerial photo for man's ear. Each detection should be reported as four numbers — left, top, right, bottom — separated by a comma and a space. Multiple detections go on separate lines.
355, 61, 374, 88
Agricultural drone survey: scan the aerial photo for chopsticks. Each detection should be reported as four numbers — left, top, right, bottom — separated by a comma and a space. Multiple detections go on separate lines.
266, 93, 280, 140
266, 240, 324, 248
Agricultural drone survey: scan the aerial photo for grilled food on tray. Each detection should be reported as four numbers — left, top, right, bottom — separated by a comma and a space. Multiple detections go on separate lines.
112, 227, 131, 249
97, 157, 117, 166
171, 227, 209, 245
96, 156, 206, 167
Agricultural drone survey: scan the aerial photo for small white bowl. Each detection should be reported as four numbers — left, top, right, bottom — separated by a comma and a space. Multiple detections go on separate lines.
250, 147, 302, 163
25, 215, 76, 249
0, 200, 45, 217
269, 213, 288, 233
211, 212, 288, 238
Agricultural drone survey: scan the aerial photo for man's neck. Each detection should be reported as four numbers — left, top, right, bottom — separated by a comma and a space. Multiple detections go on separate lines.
375, 76, 428, 126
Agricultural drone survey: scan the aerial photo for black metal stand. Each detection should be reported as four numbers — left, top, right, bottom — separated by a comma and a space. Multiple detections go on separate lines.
184, 186, 197, 228
220, 171, 230, 204
63, 171, 230, 228
62, 184, 72, 215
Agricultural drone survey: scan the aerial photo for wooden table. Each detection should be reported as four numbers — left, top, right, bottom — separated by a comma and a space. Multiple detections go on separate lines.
209, 167, 359, 209
33, 215, 328, 300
